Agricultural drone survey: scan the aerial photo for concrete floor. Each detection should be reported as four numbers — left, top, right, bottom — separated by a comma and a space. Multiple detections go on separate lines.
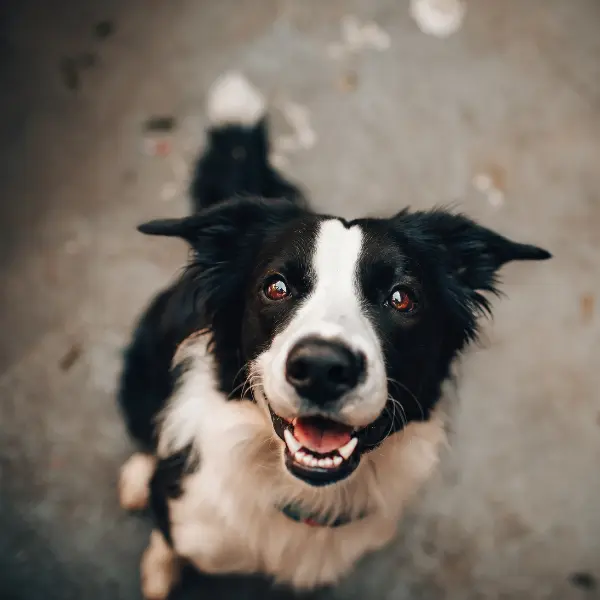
1, 1, 600, 598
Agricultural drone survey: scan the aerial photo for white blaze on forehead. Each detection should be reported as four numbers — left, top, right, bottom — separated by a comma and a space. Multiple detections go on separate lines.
273, 217, 379, 358
258, 217, 388, 427
313, 219, 362, 300
289, 218, 364, 335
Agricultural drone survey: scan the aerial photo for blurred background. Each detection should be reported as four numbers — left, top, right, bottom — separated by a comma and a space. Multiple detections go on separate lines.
1, 0, 599, 599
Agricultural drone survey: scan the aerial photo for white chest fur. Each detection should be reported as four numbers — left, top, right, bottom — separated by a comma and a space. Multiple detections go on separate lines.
158, 337, 445, 589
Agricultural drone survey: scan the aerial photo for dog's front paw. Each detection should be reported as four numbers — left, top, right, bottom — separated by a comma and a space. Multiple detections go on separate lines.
141, 530, 180, 600
119, 452, 156, 511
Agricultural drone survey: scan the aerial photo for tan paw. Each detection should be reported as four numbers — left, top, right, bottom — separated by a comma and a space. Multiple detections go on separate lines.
141, 531, 180, 600
119, 452, 156, 511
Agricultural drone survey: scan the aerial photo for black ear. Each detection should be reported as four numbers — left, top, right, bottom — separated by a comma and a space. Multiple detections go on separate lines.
396, 209, 551, 294
138, 218, 197, 239
138, 196, 303, 247
137, 196, 304, 321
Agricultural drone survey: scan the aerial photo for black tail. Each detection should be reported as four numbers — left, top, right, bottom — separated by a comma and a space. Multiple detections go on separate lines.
119, 74, 306, 451
190, 72, 305, 213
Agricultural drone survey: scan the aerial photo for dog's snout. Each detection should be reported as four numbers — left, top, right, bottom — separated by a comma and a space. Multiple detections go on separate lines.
285, 337, 365, 403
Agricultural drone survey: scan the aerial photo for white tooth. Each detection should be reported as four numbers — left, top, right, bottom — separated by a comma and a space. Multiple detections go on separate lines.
302, 455, 313, 467
333, 456, 343, 467
318, 458, 328, 468
294, 451, 305, 462
284, 429, 302, 453
310, 457, 319, 467
324, 458, 334, 468
338, 437, 358, 460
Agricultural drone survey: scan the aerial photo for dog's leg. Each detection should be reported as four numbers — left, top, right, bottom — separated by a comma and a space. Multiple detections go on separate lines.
141, 530, 180, 600
119, 452, 157, 511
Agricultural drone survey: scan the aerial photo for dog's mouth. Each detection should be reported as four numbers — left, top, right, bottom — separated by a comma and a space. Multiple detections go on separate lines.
268, 407, 362, 486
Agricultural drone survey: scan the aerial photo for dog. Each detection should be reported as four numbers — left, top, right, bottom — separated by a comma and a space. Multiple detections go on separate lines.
117, 73, 551, 599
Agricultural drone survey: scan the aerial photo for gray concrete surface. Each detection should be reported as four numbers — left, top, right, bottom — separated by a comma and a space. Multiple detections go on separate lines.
1, 0, 599, 599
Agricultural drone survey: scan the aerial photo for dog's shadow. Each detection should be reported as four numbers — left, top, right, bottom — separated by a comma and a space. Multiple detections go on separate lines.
171, 566, 330, 600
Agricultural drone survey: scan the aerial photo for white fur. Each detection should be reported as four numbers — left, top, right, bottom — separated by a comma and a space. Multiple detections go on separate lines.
207, 71, 265, 127
257, 219, 388, 427
119, 452, 156, 511
146, 335, 446, 596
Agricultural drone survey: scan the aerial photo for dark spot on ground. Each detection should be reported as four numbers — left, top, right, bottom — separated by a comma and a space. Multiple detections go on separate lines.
59, 57, 79, 90
569, 571, 597, 591
78, 51, 98, 69
59, 343, 83, 371
580, 293, 594, 323
121, 169, 138, 185
337, 71, 358, 93
94, 20, 115, 40
143, 116, 177, 133
59, 52, 98, 91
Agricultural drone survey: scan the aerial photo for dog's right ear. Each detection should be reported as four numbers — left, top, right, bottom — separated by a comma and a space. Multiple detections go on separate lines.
138, 197, 304, 321
137, 218, 195, 239
138, 196, 303, 248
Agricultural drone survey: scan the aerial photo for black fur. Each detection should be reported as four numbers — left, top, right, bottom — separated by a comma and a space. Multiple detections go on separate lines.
118, 117, 306, 451
149, 444, 198, 545
119, 108, 550, 460
190, 119, 305, 212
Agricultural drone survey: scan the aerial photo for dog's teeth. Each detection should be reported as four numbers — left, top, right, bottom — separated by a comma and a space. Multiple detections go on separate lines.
284, 429, 302, 454
294, 451, 305, 463
302, 455, 313, 467
333, 456, 343, 467
317, 458, 328, 468
324, 457, 334, 468
338, 437, 358, 460
310, 457, 319, 467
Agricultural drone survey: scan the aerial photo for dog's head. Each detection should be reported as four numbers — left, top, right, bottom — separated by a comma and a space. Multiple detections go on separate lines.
140, 198, 550, 487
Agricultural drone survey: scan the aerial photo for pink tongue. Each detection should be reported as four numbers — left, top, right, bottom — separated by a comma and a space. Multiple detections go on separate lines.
294, 417, 352, 454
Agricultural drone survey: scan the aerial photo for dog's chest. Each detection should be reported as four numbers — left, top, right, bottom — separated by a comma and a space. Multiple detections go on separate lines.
166, 444, 398, 588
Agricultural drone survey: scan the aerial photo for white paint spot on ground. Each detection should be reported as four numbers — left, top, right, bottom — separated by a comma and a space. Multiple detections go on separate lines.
472, 172, 505, 208
410, 0, 466, 39
326, 15, 391, 60
271, 100, 317, 165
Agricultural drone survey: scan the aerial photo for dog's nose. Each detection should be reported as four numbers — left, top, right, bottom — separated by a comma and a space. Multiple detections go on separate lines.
285, 337, 365, 403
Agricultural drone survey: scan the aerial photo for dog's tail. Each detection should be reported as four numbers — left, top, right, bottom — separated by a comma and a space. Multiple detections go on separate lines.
190, 72, 304, 213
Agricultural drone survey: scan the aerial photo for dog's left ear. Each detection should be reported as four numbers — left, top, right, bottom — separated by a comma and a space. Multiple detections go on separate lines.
396, 210, 551, 294
138, 196, 304, 320
138, 196, 302, 246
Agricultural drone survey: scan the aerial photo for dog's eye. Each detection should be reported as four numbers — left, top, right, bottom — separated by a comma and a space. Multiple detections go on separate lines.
264, 276, 290, 301
388, 287, 418, 313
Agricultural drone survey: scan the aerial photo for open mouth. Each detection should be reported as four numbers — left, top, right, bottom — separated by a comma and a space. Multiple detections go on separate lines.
269, 408, 362, 486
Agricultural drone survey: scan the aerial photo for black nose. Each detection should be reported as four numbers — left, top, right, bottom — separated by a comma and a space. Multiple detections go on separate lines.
285, 337, 365, 403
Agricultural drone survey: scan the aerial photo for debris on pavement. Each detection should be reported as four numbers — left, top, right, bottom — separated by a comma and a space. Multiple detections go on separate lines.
472, 165, 506, 208
327, 15, 391, 60
94, 20, 115, 40
569, 572, 597, 592
143, 116, 177, 133
271, 100, 317, 167
140, 116, 178, 157
59, 343, 83, 371
141, 137, 172, 157
410, 0, 466, 38
337, 71, 359, 93
580, 293, 595, 324
59, 52, 98, 91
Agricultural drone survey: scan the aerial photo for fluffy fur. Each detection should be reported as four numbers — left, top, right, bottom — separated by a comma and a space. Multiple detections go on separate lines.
118, 73, 551, 599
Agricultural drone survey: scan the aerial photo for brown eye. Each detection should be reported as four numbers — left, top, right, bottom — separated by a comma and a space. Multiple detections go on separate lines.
264, 277, 290, 301
389, 288, 417, 313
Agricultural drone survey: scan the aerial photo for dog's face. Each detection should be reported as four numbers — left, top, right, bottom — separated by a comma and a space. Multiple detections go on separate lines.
140, 198, 550, 487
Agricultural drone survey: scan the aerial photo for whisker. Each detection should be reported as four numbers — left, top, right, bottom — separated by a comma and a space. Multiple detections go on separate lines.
387, 377, 425, 420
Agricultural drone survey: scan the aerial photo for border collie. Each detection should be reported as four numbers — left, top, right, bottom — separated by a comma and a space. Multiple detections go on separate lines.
117, 73, 550, 599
